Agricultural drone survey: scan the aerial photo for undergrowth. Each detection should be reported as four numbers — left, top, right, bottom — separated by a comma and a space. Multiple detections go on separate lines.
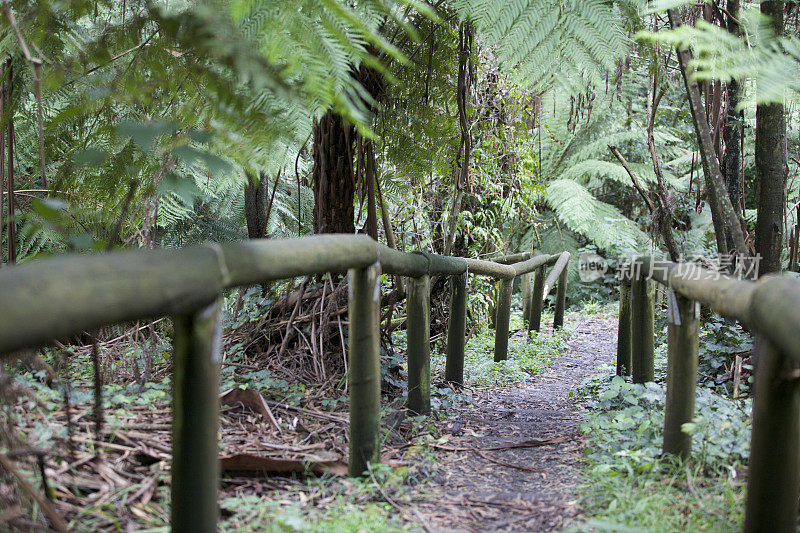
573, 316, 753, 532
218, 472, 414, 532
460, 308, 567, 387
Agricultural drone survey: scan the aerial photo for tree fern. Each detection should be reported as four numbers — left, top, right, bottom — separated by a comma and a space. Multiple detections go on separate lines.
546, 178, 649, 252
456, 0, 631, 91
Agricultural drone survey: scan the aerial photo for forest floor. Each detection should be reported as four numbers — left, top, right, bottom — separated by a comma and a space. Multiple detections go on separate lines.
412, 314, 617, 532
1, 310, 619, 532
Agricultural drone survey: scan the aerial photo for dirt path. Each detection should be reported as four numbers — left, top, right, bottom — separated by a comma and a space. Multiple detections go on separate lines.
414, 314, 617, 532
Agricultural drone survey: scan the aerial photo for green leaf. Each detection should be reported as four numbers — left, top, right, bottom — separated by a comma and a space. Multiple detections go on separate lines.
72, 147, 108, 168
622, 395, 639, 406
600, 389, 619, 401
117, 120, 179, 151
172, 146, 232, 175
31, 198, 69, 223
189, 130, 215, 144
157, 172, 203, 204
681, 422, 698, 435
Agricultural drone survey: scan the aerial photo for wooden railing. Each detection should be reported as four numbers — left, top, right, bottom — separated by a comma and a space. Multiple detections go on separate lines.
617, 256, 800, 532
0, 234, 570, 532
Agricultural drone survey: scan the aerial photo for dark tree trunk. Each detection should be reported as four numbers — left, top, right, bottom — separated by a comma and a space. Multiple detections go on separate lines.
244, 171, 270, 239
724, 0, 743, 254
724, 80, 742, 253
755, 0, 788, 275
363, 140, 379, 240
312, 112, 355, 235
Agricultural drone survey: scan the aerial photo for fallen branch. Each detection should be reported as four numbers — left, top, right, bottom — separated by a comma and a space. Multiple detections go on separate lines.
0, 452, 68, 532
220, 387, 281, 433
265, 401, 348, 424
431, 436, 567, 452
472, 449, 544, 473
277, 276, 312, 359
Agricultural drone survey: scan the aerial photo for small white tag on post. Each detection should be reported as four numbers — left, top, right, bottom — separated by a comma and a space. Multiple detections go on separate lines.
667, 289, 681, 326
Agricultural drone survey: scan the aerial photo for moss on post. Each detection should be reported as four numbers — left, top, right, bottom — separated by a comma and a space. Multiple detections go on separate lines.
553, 265, 568, 329
616, 280, 632, 376
171, 300, 222, 533
493, 278, 513, 362
631, 273, 654, 383
406, 275, 431, 415
744, 336, 800, 532
445, 273, 468, 386
529, 266, 546, 332
347, 262, 381, 476
663, 291, 699, 459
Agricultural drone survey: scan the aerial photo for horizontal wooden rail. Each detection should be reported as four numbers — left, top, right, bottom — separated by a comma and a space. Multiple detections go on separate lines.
0, 235, 571, 531
0, 246, 227, 355
617, 256, 800, 532
513, 253, 560, 277
0, 236, 560, 356
541, 252, 570, 296
493, 251, 531, 264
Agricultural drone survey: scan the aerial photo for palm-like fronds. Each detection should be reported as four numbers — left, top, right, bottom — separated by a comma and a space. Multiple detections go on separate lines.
456, 0, 630, 91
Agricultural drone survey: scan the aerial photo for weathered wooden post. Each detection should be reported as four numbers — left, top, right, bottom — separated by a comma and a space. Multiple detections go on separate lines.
529, 266, 546, 332
521, 273, 532, 326
630, 266, 654, 383
406, 275, 431, 414
616, 279, 632, 376
171, 299, 222, 533
445, 273, 468, 386
347, 262, 381, 476
744, 336, 800, 532
553, 264, 568, 329
662, 290, 699, 458
493, 277, 513, 362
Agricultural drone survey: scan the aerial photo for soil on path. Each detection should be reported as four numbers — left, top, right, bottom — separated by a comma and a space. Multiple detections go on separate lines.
414, 314, 617, 532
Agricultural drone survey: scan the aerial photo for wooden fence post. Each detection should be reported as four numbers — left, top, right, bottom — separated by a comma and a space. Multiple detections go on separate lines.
662, 290, 699, 458
521, 273, 532, 326
553, 264, 568, 329
616, 279, 632, 376
630, 270, 654, 383
348, 262, 381, 476
744, 336, 800, 532
406, 275, 431, 415
171, 299, 222, 533
493, 278, 513, 362
445, 273, 468, 386
529, 266, 546, 332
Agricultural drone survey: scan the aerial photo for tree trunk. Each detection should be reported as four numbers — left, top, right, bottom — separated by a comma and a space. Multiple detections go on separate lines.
362, 139, 379, 240
724, 81, 742, 249
244, 171, 270, 239
6, 83, 15, 265
3, 61, 15, 264
755, 0, 788, 275
668, 9, 748, 258
0, 64, 4, 267
444, 22, 473, 257
724, 0, 743, 254
312, 111, 355, 235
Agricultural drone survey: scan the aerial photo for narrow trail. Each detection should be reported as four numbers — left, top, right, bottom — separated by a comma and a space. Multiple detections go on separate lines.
415, 314, 617, 532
